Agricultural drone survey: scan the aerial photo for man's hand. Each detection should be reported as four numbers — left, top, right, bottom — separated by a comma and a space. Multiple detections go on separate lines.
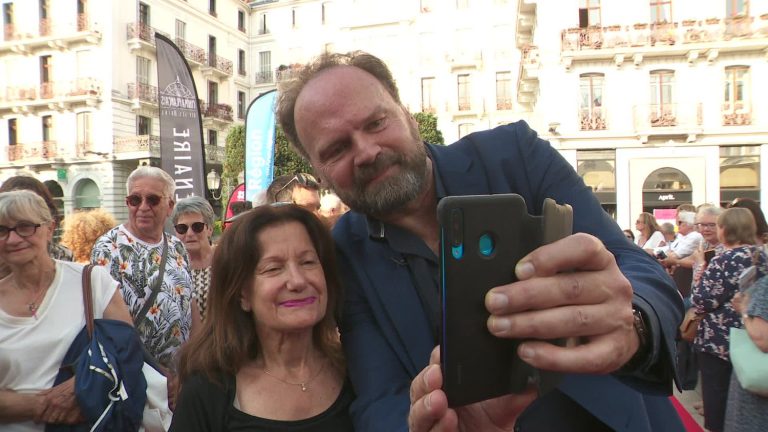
408, 347, 537, 432
485, 233, 639, 374
36, 378, 84, 425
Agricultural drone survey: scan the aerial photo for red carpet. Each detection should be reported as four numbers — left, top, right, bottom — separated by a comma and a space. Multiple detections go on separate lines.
670, 396, 705, 432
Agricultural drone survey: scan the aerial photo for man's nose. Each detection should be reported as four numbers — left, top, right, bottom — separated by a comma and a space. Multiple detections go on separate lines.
351, 134, 382, 167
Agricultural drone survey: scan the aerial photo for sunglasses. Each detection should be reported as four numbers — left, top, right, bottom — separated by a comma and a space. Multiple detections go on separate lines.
0, 222, 42, 241
276, 173, 320, 197
174, 222, 207, 235
126, 194, 165, 207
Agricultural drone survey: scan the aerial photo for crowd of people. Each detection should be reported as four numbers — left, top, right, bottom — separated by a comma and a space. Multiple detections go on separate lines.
1, 50, 765, 432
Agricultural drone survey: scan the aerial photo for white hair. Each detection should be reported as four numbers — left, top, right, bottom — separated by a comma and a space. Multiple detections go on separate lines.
126, 166, 175, 198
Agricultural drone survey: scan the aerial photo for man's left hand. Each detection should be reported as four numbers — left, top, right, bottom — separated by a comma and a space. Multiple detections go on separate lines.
36, 378, 84, 425
485, 233, 639, 374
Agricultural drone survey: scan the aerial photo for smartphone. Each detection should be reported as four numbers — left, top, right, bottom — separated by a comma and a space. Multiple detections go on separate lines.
438, 194, 573, 407
703, 249, 715, 266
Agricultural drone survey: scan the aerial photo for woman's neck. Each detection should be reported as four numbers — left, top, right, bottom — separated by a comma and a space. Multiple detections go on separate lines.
10, 258, 56, 290
188, 245, 213, 270
257, 329, 319, 372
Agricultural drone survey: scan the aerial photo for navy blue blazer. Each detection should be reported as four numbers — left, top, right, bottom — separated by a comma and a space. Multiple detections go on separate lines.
335, 121, 685, 431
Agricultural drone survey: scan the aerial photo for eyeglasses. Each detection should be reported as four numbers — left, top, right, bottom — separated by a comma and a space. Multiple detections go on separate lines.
695, 223, 717, 230
275, 173, 320, 198
174, 222, 206, 235
126, 194, 165, 207
0, 222, 42, 240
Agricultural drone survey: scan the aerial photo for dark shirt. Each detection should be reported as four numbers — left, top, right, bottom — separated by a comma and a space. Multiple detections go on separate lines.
170, 373, 355, 432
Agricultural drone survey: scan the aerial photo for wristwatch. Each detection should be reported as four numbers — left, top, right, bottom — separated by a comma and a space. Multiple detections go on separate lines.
619, 307, 650, 373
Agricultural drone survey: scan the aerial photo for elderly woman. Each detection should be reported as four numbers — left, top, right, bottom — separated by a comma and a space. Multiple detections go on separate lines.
91, 166, 194, 409
60, 209, 116, 264
172, 196, 215, 323
692, 207, 763, 432
170, 205, 353, 431
0, 191, 133, 431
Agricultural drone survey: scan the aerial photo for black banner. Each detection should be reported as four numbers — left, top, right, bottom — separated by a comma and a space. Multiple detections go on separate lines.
155, 33, 206, 200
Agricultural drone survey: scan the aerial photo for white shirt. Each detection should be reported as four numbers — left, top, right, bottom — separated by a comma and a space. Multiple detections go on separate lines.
0, 262, 117, 432
669, 230, 704, 259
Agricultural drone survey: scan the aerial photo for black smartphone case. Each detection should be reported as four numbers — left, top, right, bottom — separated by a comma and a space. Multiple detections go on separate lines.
438, 194, 573, 407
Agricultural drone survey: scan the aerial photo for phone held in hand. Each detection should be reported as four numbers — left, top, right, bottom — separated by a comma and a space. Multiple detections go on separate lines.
437, 194, 573, 407
703, 249, 715, 266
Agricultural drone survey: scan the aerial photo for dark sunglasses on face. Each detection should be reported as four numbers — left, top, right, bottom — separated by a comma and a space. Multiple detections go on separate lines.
126, 194, 164, 207
174, 222, 206, 235
0, 221, 42, 240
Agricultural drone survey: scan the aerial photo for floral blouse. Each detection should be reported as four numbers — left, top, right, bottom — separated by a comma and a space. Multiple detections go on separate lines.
692, 245, 764, 361
91, 224, 193, 369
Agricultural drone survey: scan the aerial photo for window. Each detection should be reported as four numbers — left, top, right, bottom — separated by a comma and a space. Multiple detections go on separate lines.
42, 115, 53, 142
208, 129, 218, 146
3, 3, 14, 29
138, 2, 150, 25
495, 72, 512, 110
237, 91, 246, 120
137, 115, 151, 135
238, 49, 246, 76
291, 8, 297, 29
76, 112, 92, 147
650, 0, 672, 23
456, 0, 469, 9
650, 70, 675, 126
208, 81, 218, 105
8, 118, 17, 146
175, 19, 186, 40
578, 0, 601, 28
40, 55, 52, 83
259, 51, 271, 78
137, 56, 151, 85
40, 0, 50, 35
208, 36, 217, 67
258, 13, 268, 34
726, 0, 748, 17
321, 2, 330, 25
579, 73, 606, 130
238, 10, 246, 32
724, 65, 750, 125
209, 0, 216, 17
457, 74, 470, 111
458, 123, 473, 138
720, 146, 759, 205
421, 77, 435, 113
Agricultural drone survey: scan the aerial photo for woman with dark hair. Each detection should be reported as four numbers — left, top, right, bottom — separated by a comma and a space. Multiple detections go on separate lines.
692, 207, 764, 432
729, 197, 768, 245
0, 175, 72, 263
635, 212, 665, 251
170, 204, 353, 431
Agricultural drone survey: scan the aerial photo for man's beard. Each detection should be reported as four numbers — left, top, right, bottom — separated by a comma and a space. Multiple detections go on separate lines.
333, 139, 428, 217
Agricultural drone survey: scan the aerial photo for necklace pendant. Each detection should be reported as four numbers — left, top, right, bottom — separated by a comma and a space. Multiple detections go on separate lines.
301, 383, 307, 392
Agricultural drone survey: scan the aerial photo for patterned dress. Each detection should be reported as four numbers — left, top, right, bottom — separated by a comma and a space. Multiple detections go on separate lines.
190, 266, 211, 321
692, 245, 763, 360
91, 224, 193, 369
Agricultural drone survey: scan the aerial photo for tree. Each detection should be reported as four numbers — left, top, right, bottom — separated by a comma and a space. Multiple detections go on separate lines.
223, 124, 245, 195
274, 126, 314, 177
413, 112, 445, 145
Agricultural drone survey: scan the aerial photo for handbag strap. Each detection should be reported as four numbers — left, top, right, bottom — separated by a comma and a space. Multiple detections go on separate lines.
81, 264, 95, 339
133, 233, 169, 329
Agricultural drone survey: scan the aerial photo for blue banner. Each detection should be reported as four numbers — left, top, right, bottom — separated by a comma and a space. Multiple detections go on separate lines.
244, 90, 277, 204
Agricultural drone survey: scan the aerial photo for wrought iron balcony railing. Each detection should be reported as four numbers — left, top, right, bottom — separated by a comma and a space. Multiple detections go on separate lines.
128, 82, 158, 104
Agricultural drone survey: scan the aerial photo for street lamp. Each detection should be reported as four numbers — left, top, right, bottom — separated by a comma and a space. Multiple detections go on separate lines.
207, 168, 222, 200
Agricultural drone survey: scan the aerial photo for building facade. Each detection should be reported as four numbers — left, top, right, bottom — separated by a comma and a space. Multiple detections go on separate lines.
0, 0, 247, 221
516, 0, 768, 229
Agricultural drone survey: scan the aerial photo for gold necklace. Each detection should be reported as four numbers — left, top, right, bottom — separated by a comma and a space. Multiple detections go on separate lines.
261, 360, 326, 392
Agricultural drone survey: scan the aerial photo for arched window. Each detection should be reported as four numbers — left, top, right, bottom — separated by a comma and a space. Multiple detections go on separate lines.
74, 178, 101, 210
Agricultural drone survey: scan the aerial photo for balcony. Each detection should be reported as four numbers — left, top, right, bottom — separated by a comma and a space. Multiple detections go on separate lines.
254, 71, 274, 84
634, 103, 702, 139
174, 38, 207, 67
496, 99, 513, 111
126, 22, 168, 54
113, 135, 160, 157
204, 144, 226, 164
722, 102, 752, 126
517, 45, 539, 110
201, 102, 233, 129
7, 141, 58, 162
128, 82, 158, 111
0, 77, 102, 115
579, 107, 607, 130
0, 14, 101, 55
560, 16, 768, 64
201, 54, 233, 80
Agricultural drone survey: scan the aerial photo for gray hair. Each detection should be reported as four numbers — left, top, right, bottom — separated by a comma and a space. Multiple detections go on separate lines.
126, 166, 175, 198
678, 211, 696, 225
697, 205, 723, 219
171, 196, 215, 226
0, 190, 54, 225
